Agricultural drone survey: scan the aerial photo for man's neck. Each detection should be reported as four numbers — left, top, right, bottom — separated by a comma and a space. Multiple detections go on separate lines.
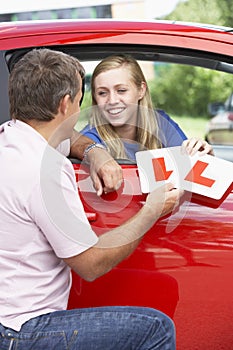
25, 118, 64, 148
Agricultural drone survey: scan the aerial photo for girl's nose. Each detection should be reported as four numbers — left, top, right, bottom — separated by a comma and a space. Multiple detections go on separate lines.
108, 91, 119, 104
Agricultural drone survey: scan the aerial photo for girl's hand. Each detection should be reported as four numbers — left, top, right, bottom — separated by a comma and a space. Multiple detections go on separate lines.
181, 138, 214, 156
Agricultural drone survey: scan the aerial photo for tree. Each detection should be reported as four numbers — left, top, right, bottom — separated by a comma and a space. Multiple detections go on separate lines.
148, 65, 232, 117
163, 0, 233, 27
215, 0, 233, 27
153, 0, 233, 118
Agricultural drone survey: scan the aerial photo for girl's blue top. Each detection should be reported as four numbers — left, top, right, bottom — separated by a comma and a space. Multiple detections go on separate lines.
80, 110, 187, 161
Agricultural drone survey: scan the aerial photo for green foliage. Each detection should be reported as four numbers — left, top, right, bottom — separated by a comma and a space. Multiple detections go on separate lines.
148, 64, 232, 117
81, 90, 92, 111
215, 0, 233, 27
157, 0, 233, 119
171, 115, 208, 139
75, 91, 92, 131
164, 0, 222, 25
163, 0, 233, 27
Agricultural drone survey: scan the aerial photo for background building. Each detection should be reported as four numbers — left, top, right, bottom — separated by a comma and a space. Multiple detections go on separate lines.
0, 1, 179, 22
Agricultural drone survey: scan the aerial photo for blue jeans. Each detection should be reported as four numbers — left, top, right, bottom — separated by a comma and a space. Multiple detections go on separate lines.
0, 306, 175, 349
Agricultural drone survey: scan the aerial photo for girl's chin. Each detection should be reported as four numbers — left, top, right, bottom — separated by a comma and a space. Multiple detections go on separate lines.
109, 121, 125, 128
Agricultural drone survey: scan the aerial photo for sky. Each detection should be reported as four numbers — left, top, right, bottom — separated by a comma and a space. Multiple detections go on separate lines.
145, 0, 182, 17
0, 0, 183, 17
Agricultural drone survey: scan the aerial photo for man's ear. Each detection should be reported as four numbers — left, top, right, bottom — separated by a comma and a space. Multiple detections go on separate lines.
59, 94, 70, 115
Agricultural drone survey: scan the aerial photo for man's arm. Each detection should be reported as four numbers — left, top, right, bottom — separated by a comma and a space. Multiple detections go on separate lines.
69, 130, 123, 196
64, 184, 183, 281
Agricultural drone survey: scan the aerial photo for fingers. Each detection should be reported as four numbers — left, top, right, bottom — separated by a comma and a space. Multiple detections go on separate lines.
162, 186, 184, 216
145, 183, 184, 219
100, 160, 123, 194
91, 164, 123, 197
164, 182, 175, 192
166, 187, 184, 212
182, 138, 214, 156
91, 172, 104, 197
88, 148, 123, 196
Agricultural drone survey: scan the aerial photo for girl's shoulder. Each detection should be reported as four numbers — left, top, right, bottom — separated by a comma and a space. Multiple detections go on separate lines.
156, 109, 174, 123
80, 124, 105, 144
155, 109, 187, 146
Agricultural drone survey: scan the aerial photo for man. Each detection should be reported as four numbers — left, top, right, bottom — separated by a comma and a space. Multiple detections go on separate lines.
0, 48, 183, 349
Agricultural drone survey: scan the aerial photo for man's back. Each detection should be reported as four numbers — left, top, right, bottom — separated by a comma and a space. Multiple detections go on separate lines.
0, 120, 71, 331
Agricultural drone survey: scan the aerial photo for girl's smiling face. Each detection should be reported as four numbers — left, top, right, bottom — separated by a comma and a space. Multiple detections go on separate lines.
94, 67, 146, 129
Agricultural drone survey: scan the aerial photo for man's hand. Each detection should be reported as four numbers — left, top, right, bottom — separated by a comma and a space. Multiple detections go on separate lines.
144, 183, 184, 220
69, 130, 123, 196
64, 183, 183, 281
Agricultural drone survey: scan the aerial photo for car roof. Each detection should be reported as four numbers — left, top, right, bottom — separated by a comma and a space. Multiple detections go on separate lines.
0, 19, 233, 51
1, 19, 233, 77
1, 19, 233, 114
0, 18, 232, 33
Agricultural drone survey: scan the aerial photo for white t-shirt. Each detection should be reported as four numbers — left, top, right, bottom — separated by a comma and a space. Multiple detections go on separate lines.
0, 120, 98, 331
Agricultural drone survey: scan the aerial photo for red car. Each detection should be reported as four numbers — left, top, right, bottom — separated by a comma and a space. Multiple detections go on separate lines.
0, 20, 233, 350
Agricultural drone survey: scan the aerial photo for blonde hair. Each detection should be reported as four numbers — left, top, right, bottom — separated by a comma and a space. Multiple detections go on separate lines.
90, 54, 161, 159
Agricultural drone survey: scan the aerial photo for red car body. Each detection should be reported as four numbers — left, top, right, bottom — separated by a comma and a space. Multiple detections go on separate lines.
0, 20, 232, 350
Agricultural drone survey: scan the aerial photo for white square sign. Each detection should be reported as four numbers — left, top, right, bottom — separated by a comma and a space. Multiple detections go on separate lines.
136, 146, 233, 200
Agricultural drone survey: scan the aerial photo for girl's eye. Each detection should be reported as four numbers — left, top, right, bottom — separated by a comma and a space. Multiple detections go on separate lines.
97, 91, 107, 96
118, 89, 127, 93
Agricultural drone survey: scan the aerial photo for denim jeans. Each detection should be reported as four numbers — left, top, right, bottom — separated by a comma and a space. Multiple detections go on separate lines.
0, 306, 175, 350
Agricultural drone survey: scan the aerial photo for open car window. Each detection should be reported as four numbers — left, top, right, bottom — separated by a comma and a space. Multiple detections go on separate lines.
73, 51, 233, 162
3, 44, 233, 162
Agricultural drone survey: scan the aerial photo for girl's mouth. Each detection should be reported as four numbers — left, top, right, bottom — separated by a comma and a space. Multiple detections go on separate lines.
107, 107, 125, 115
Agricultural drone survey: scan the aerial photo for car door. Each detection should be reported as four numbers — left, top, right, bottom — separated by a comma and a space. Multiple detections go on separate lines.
1, 20, 233, 350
